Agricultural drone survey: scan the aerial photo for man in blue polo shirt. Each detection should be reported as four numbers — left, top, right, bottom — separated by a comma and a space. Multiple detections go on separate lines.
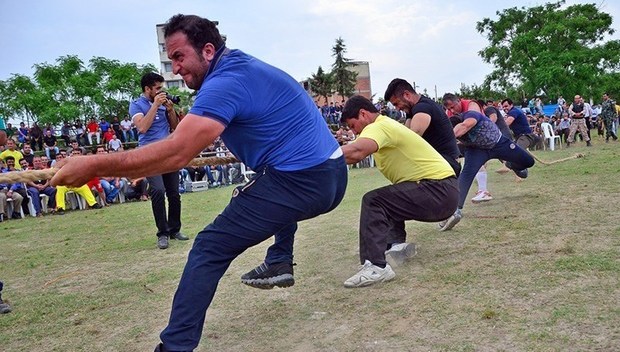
501, 98, 540, 150
51, 14, 347, 352
129, 72, 188, 250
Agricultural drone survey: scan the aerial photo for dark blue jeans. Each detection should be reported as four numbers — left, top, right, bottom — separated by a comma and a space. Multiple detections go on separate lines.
159, 156, 347, 351
458, 136, 535, 208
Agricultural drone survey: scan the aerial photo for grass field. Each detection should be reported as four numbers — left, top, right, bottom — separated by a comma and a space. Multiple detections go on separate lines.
1, 139, 619, 351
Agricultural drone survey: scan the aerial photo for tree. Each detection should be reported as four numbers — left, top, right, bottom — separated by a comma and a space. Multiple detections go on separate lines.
477, 1, 620, 101
309, 66, 333, 104
331, 37, 358, 101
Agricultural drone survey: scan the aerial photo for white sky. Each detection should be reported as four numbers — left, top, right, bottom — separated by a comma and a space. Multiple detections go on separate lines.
1, 0, 619, 100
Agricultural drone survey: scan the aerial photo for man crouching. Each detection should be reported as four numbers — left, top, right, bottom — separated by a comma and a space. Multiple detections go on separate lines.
341, 95, 459, 288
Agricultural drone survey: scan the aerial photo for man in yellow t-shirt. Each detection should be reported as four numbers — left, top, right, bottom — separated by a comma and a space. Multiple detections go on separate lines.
341, 95, 459, 288
0, 139, 24, 170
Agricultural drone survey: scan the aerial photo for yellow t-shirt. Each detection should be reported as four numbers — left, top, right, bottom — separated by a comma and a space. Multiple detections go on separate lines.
0, 149, 24, 170
360, 115, 454, 184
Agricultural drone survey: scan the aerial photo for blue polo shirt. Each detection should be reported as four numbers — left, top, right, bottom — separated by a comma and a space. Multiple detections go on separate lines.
129, 96, 170, 146
507, 107, 532, 137
190, 48, 338, 171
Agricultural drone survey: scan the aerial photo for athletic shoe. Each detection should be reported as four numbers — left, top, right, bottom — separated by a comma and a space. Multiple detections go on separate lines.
385, 243, 417, 268
0, 297, 11, 314
157, 236, 169, 250
439, 211, 462, 232
170, 232, 189, 241
241, 262, 294, 289
471, 191, 493, 203
55, 208, 65, 215
513, 168, 528, 179
91, 203, 103, 209
586, 141, 592, 147
344, 260, 396, 288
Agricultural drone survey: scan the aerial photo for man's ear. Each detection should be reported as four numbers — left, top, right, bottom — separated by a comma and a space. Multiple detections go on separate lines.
202, 43, 216, 62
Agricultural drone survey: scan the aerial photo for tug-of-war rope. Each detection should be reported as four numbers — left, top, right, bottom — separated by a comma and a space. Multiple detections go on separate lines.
0, 152, 584, 184
0, 155, 240, 184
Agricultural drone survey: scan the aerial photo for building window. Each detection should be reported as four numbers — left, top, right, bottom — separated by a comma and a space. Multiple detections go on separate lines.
167, 80, 181, 88
163, 62, 172, 72
159, 43, 166, 53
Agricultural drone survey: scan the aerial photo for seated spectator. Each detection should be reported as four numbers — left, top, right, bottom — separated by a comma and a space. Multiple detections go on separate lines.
66, 140, 86, 156
21, 142, 35, 167
19, 159, 30, 170
120, 116, 134, 142
103, 128, 115, 145
74, 122, 87, 146
43, 129, 59, 159
17, 122, 29, 145
100, 176, 126, 204
86, 117, 101, 146
39, 156, 51, 168
60, 122, 72, 146
125, 177, 149, 201
111, 116, 123, 141
29, 122, 43, 151
26, 156, 57, 216
183, 166, 206, 182
0, 139, 24, 170
205, 165, 224, 187
55, 184, 103, 214
108, 134, 123, 152
86, 177, 107, 206
557, 112, 571, 143
0, 157, 25, 220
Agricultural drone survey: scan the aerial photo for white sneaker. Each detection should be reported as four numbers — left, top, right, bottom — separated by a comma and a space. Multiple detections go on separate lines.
344, 260, 396, 288
439, 211, 462, 232
385, 243, 417, 267
471, 191, 493, 203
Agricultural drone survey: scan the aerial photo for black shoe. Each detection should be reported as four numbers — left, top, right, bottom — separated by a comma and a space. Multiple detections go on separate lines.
241, 262, 295, 289
55, 208, 65, 215
0, 302, 11, 314
566, 141, 570, 147
157, 236, 169, 249
586, 141, 592, 147
514, 168, 528, 179
154, 343, 169, 352
170, 232, 189, 241
11, 212, 21, 219
91, 203, 103, 209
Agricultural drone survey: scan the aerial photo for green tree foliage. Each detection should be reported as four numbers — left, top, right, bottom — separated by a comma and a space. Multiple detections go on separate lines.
331, 37, 358, 101
309, 66, 333, 104
477, 1, 620, 101
0, 56, 157, 126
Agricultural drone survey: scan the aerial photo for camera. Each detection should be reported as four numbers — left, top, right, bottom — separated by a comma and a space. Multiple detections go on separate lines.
165, 93, 181, 105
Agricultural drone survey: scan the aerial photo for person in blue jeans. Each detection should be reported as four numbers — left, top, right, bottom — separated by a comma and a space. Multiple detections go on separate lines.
51, 14, 348, 352
439, 110, 535, 231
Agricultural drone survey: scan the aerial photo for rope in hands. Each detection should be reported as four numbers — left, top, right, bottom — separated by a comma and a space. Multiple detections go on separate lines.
0, 155, 240, 184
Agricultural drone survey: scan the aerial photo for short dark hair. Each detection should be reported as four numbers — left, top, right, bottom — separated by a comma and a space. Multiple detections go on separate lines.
140, 72, 164, 92
501, 98, 514, 106
384, 78, 415, 101
163, 14, 225, 54
340, 95, 379, 123
442, 93, 459, 104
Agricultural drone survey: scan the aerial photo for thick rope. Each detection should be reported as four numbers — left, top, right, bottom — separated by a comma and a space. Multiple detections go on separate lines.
0, 155, 240, 183
528, 151, 584, 165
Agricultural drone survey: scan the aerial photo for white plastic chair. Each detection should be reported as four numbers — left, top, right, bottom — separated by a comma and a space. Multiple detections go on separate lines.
541, 122, 561, 151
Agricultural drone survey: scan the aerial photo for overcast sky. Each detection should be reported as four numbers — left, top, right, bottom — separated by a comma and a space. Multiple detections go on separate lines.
1, 0, 619, 100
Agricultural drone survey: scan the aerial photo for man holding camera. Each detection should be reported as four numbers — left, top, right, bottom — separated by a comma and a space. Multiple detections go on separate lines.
129, 72, 188, 249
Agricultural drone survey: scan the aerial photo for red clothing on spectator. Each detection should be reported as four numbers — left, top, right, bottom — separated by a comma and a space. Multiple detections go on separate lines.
87, 122, 99, 133
87, 177, 104, 195
103, 130, 115, 143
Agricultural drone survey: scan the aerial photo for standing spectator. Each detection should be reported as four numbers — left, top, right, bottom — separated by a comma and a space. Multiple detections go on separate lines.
566, 95, 592, 147
130, 72, 187, 249
120, 116, 134, 142
601, 93, 618, 142
0, 139, 24, 170
30, 122, 43, 151
17, 122, 29, 145
557, 95, 565, 107
86, 118, 101, 146
43, 129, 59, 159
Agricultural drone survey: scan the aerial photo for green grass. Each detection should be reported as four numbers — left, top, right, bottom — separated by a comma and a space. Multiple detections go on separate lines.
1, 139, 619, 351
